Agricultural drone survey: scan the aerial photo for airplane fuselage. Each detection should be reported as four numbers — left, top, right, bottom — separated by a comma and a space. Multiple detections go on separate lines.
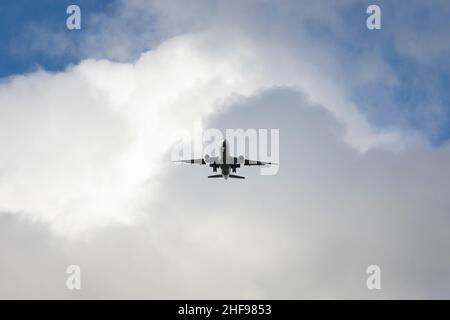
218, 139, 231, 179
220, 164, 231, 179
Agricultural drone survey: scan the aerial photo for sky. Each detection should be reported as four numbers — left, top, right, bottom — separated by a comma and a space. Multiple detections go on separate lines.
0, 0, 450, 299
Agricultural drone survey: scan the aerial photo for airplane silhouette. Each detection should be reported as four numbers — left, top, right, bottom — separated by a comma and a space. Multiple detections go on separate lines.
173, 139, 276, 179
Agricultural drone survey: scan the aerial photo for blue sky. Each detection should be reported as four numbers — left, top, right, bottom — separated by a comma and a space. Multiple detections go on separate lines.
0, 0, 110, 76
299, 0, 450, 145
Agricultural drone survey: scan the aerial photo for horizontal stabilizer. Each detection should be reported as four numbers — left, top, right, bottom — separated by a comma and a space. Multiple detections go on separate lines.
229, 174, 245, 179
208, 174, 222, 178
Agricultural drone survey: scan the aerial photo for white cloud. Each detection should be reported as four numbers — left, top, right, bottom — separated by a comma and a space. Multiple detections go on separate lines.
1, 17, 407, 237
0, 33, 256, 236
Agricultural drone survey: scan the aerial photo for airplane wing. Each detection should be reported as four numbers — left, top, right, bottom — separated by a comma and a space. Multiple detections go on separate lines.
173, 158, 207, 165
233, 157, 276, 166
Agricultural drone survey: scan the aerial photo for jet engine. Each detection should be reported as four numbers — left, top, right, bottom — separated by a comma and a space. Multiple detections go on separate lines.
204, 154, 210, 163
238, 155, 245, 164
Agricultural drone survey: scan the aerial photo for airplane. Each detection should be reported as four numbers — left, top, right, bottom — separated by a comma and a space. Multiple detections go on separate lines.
173, 139, 276, 179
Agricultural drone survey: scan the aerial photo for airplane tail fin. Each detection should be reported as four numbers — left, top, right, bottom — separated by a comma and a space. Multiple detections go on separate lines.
208, 174, 222, 178
229, 174, 245, 179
